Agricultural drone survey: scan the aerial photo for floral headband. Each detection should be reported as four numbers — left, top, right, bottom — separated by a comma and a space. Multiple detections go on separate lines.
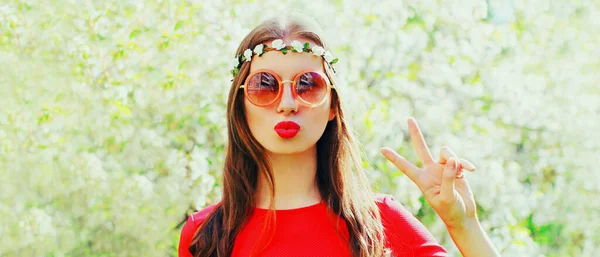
231, 39, 338, 77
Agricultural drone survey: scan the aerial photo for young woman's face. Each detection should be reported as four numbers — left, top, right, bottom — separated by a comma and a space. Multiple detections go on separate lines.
244, 38, 336, 154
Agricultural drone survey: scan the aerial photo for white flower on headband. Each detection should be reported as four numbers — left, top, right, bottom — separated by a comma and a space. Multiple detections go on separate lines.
231, 39, 338, 79
253, 44, 264, 55
271, 39, 285, 50
243, 49, 253, 62
291, 40, 304, 52
311, 46, 325, 56
323, 51, 334, 63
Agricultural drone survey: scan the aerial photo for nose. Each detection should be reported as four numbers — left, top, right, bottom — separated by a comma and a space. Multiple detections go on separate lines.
276, 81, 298, 114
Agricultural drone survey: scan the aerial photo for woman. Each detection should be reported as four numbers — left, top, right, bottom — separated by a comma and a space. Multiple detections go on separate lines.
179, 12, 500, 257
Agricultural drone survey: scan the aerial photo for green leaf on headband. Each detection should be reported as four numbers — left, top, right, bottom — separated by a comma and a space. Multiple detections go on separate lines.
303, 42, 310, 52
331, 58, 339, 64
282, 48, 287, 55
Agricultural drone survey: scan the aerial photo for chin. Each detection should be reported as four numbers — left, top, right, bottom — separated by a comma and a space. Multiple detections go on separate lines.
261, 135, 317, 155
264, 142, 310, 155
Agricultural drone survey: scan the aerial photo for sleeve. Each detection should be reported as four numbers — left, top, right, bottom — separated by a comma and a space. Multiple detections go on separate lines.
378, 194, 448, 257
178, 215, 198, 257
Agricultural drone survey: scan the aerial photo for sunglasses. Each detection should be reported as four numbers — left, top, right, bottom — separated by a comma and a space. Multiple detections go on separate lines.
239, 69, 336, 107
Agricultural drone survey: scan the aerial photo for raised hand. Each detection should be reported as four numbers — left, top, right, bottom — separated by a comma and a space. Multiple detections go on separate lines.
380, 117, 478, 229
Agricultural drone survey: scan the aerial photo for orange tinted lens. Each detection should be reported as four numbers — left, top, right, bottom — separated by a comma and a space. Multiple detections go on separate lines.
246, 72, 279, 105
296, 72, 327, 104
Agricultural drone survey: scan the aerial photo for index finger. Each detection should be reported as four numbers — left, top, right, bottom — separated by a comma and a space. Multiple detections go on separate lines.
408, 117, 435, 165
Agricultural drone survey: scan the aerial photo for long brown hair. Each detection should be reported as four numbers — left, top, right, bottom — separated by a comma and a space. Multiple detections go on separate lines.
189, 11, 388, 257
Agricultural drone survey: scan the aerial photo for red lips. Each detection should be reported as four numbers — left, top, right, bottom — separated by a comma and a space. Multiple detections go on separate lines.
274, 121, 300, 138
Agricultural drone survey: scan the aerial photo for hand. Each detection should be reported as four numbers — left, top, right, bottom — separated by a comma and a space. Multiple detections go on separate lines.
380, 117, 478, 229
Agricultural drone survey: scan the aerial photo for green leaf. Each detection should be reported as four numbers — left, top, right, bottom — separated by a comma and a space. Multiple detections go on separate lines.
331, 58, 339, 64
38, 112, 51, 124
112, 100, 132, 117
163, 80, 175, 90
282, 48, 287, 55
129, 29, 141, 39
303, 42, 310, 52
174, 21, 184, 31
113, 48, 125, 60
408, 62, 420, 81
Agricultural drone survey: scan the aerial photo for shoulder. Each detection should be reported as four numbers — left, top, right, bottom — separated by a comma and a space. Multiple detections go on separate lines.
374, 193, 419, 232
178, 202, 220, 257
373, 193, 415, 220
373, 193, 394, 207
373, 193, 448, 257
189, 202, 220, 225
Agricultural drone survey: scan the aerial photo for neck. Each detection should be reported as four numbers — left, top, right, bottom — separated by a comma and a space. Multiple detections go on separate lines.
255, 146, 322, 210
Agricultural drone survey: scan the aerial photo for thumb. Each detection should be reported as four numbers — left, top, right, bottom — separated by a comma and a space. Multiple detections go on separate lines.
441, 157, 458, 199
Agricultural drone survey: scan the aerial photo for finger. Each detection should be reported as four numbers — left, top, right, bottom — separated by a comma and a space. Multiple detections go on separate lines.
407, 117, 435, 165
458, 158, 476, 172
380, 147, 420, 182
441, 157, 458, 200
438, 146, 464, 177
437, 147, 476, 172
437, 146, 461, 167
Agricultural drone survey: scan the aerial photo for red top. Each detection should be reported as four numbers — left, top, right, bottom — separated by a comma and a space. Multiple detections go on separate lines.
179, 194, 447, 257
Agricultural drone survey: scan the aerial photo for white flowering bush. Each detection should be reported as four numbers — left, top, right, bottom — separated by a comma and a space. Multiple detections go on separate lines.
0, 0, 598, 256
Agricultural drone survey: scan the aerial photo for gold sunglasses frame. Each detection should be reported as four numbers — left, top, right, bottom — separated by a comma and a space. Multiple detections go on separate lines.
239, 69, 336, 107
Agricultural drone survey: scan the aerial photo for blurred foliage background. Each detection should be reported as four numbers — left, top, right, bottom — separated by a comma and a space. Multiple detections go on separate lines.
1, 0, 599, 256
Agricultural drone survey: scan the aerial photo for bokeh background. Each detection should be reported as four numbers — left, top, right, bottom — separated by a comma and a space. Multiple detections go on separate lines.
1, 0, 599, 256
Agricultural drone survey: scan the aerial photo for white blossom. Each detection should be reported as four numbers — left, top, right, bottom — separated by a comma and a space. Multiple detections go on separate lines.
271, 39, 285, 50
323, 51, 334, 63
311, 45, 325, 56
253, 44, 264, 55
243, 49, 252, 62
291, 40, 304, 52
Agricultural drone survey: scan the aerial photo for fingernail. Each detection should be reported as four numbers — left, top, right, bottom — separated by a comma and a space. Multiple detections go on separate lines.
380, 148, 390, 157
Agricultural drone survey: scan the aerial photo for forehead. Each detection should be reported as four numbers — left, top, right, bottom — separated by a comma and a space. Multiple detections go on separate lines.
249, 39, 325, 78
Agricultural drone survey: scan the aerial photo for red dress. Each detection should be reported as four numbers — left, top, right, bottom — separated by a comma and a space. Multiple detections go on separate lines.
179, 193, 447, 257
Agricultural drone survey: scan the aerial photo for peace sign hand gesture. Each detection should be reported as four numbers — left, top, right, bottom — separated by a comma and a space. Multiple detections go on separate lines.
380, 117, 478, 229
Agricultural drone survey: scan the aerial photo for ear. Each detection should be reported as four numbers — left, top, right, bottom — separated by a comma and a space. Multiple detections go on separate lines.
327, 93, 337, 121
328, 106, 336, 121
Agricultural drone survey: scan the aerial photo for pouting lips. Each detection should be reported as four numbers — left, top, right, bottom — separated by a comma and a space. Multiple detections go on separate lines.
274, 121, 300, 130
274, 121, 300, 138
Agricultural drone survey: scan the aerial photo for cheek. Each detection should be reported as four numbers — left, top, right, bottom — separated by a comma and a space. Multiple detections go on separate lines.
318, 98, 333, 118
244, 99, 258, 125
244, 99, 269, 130
308, 101, 333, 126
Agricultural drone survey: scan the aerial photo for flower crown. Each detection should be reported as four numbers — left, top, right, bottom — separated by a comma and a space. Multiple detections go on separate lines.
231, 39, 338, 77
